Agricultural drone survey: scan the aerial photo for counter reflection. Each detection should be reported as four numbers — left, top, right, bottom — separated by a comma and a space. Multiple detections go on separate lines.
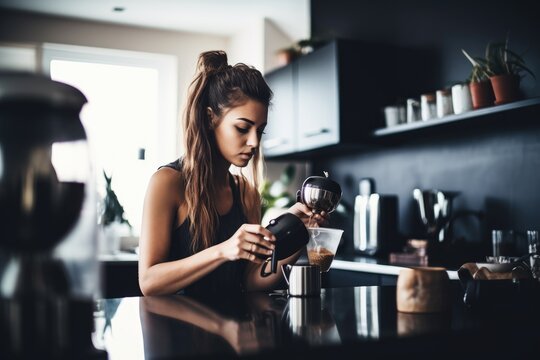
139, 292, 285, 357
284, 294, 341, 345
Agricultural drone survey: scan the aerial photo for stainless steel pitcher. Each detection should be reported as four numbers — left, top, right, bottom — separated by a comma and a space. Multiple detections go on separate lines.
281, 264, 321, 297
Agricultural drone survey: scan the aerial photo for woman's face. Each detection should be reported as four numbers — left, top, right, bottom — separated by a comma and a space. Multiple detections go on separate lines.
211, 99, 268, 167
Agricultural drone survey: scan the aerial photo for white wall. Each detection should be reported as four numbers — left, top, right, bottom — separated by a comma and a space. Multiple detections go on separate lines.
0, 9, 228, 156
227, 18, 265, 72
263, 18, 295, 74
0, 8, 312, 195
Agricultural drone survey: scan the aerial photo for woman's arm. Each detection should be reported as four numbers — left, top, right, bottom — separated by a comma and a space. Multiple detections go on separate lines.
138, 169, 276, 296
138, 169, 229, 295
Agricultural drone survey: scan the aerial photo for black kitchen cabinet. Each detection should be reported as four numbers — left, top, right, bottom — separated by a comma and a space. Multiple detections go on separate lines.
262, 64, 297, 156
263, 39, 407, 158
296, 41, 339, 152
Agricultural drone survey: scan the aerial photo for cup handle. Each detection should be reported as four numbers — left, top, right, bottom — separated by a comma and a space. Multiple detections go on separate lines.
281, 264, 290, 286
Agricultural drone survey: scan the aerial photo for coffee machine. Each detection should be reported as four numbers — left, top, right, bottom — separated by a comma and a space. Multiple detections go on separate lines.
0, 72, 105, 358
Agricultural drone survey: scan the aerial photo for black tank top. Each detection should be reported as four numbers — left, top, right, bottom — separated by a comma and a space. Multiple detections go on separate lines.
159, 159, 248, 295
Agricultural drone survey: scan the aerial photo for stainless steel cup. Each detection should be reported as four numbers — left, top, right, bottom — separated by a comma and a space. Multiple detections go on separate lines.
282, 264, 321, 297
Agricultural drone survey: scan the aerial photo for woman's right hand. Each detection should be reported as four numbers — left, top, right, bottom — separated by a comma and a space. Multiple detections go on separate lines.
219, 224, 276, 263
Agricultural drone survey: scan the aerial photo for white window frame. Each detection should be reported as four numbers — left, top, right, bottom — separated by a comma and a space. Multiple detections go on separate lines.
41, 43, 178, 170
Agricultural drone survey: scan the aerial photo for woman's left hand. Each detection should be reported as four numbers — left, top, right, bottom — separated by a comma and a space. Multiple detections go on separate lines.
287, 202, 328, 227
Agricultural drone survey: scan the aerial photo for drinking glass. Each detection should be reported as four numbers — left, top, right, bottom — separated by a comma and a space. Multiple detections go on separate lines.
527, 230, 540, 280
491, 230, 517, 258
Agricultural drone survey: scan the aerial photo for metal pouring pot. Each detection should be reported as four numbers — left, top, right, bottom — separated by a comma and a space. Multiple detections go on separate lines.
297, 171, 342, 214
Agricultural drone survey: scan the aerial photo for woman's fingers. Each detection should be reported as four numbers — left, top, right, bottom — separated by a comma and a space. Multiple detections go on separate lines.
240, 224, 274, 239
237, 224, 276, 261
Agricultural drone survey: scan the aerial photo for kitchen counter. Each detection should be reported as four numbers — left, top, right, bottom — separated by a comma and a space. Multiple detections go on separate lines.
332, 254, 460, 280
93, 284, 539, 359
98, 252, 460, 298
99, 251, 459, 278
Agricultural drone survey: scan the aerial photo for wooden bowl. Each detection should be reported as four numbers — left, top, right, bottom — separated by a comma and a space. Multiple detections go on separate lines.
396, 267, 450, 313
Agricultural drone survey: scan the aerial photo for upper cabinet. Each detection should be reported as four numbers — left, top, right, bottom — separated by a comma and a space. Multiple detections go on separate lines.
262, 64, 297, 156
263, 39, 406, 158
296, 42, 339, 152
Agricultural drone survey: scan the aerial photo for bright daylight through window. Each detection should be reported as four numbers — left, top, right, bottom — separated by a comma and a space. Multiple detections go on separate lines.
43, 44, 177, 236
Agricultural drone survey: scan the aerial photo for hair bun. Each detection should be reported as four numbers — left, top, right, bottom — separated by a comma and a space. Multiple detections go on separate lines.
198, 50, 228, 74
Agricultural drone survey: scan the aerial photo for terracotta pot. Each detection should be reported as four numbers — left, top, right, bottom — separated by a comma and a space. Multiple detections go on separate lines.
490, 74, 523, 105
276, 49, 297, 66
469, 80, 495, 109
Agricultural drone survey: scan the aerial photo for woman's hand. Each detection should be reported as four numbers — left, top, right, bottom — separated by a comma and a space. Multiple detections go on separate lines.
219, 224, 276, 263
287, 202, 328, 227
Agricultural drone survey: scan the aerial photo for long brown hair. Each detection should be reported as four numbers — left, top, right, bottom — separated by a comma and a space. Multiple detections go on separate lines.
182, 50, 272, 252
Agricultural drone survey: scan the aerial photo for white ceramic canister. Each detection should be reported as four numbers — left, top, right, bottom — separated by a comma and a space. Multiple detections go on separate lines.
436, 89, 454, 118
406, 98, 420, 123
451, 83, 473, 114
383, 106, 401, 127
420, 93, 437, 121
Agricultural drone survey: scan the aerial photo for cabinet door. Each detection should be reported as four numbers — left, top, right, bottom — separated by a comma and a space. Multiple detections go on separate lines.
262, 65, 297, 156
297, 42, 339, 151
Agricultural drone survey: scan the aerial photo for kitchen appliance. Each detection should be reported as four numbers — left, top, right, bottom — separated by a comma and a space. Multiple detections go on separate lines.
0, 72, 104, 358
353, 178, 398, 256
260, 213, 309, 277
297, 171, 342, 214
413, 188, 485, 266
413, 188, 459, 243
281, 264, 321, 297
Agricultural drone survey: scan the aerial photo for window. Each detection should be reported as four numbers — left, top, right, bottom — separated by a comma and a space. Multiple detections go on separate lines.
42, 43, 178, 235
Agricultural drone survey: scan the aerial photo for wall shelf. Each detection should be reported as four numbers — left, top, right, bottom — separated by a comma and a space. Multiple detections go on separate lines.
372, 97, 540, 137
266, 97, 540, 161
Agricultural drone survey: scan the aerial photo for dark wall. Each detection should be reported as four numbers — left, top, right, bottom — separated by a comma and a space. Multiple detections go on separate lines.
310, 0, 540, 258
312, 0, 539, 97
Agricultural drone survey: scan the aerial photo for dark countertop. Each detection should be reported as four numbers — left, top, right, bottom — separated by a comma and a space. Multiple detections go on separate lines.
93, 283, 540, 359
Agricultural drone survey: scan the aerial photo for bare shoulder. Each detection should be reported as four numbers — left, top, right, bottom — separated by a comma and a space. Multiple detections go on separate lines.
146, 167, 184, 205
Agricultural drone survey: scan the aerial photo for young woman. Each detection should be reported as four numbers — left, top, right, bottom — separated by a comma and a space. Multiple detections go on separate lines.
138, 51, 326, 296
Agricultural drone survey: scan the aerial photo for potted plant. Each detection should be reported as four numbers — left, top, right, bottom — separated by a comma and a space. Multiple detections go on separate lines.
461, 49, 495, 109
100, 171, 132, 253
483, 37, 536, 105
275, 46, 299, 66
260, 164, 296, 226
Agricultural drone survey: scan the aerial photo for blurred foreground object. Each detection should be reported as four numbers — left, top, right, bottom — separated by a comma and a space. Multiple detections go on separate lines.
0, 71, 105, 359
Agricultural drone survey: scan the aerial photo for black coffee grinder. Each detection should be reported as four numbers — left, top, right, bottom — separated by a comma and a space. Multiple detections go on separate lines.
0, 72, 106, 359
